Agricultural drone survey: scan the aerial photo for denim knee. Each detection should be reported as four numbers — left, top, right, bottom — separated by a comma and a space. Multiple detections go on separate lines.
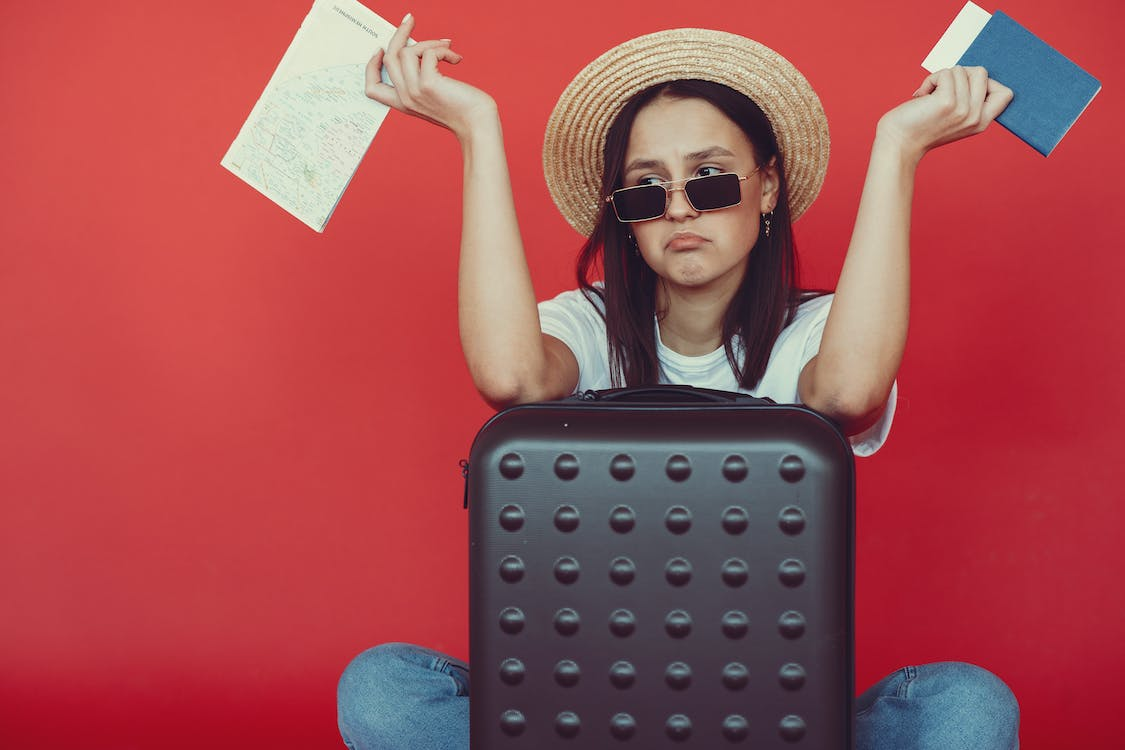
337, 644, 424, 748
922, 662, 1019, 747
856, 662, 1019, 750
337, 643, 469, 750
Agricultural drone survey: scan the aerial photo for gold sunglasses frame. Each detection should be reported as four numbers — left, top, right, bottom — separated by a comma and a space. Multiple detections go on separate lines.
604, 168, 761, 223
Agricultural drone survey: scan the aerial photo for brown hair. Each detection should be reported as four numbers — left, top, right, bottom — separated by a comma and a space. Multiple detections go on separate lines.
575, 80, 820, 389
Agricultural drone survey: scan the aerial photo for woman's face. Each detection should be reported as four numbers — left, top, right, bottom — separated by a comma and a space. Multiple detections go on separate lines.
623, 95, 778, 296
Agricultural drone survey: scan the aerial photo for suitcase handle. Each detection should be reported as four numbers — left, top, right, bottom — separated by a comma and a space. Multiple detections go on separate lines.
576, 385, 772, 405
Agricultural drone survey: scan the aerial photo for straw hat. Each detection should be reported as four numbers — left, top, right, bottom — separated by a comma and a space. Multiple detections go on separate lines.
543, 28, 830, 237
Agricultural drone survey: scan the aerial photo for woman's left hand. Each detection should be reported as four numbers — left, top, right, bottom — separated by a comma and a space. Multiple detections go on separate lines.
877, 65, 1013, 163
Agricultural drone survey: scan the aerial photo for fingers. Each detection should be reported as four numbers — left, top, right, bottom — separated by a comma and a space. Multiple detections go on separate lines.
949, 66, 971, 120
365, 48, 400, 107
382, 12, 415, 78
913, 74, 939, 98
889, 65, 1012, 157
420, 45, 462, 80
916, 66, 999, 130
383, 16, 450, 91
982, 78, 1014, 122
949, 66, 982, 132
397, 39, 458, 92
965, 65, 990, 129
915, 67, 957, 100
363, 13, 463, 113
953, 66, 1010, 132
379, 14, 413, 99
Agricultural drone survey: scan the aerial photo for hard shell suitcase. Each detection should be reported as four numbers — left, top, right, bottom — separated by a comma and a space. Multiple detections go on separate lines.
467, 386, 856, 749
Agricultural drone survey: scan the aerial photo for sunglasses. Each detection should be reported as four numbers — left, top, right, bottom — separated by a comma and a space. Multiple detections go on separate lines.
605, 168, 760, 223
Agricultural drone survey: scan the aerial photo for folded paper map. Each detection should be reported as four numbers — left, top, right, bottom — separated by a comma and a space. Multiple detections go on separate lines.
222, 0, 398, 231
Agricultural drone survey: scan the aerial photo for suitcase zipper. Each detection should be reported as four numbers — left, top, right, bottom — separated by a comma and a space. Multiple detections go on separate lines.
460, 458, 470, 509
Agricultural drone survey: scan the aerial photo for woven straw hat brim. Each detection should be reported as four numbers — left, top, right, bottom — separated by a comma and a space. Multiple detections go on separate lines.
543, 28, 830, 237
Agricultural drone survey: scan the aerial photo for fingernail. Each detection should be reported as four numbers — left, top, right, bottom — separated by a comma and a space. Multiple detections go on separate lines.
401, 12, 412, 23
439, 38, 452, 42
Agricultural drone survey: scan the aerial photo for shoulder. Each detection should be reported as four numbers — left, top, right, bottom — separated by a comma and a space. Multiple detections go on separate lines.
538, 285, 611, 391
538, 286, 606, 336
774, 292, 834, 345
791, 292, 833, 324
753, 292, 834, 392
538, 285, 607, 348
539, 285, 604, 315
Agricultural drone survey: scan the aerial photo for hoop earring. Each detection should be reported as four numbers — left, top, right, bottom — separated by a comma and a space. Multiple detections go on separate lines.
762, 211, 773, 239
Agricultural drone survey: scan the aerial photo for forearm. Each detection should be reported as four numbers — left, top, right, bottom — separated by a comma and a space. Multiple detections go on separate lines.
455, 111, 562, 407
802, 127, 920, 429
363, 16, 572, 406
802, 66, 1012, 434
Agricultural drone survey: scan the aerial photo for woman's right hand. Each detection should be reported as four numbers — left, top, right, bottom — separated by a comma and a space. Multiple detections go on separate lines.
365, 14, 497, 141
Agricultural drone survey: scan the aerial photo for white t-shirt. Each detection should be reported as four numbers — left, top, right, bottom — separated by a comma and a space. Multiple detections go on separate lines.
538, 288, 895, 456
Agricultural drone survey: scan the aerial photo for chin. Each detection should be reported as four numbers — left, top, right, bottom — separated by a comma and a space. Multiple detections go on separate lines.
675, 274, 711, 287
667, 259, 709, 285
670, 264, 715, 287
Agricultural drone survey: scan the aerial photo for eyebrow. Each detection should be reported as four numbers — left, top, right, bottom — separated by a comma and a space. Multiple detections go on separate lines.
623, 146, 738, 174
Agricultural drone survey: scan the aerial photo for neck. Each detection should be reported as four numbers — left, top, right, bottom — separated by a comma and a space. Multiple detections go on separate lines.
656, 281, 737, 356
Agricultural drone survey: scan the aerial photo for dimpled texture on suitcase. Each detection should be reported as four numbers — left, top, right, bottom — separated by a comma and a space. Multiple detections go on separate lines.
468, 398, 855, 749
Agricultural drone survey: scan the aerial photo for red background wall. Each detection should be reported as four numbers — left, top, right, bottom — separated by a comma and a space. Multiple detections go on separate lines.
2, 0, 1122, 747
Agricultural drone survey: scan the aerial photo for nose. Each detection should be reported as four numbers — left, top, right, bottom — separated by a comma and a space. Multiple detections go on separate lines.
664, 184, 699, 221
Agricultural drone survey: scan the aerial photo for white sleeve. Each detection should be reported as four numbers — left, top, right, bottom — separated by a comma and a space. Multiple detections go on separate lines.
847, 383, 896, 457
795, 296, 896, 458
537, 288, 612, 392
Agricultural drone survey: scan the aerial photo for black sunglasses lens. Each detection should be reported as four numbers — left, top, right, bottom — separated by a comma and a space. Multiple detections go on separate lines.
685, 172, 741, 210
613, 185, 666, 222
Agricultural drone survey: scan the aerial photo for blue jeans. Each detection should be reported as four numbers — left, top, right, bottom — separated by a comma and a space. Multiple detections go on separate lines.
337, 644, 1018, 749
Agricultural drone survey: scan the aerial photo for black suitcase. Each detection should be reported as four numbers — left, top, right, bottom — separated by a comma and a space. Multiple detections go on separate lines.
467, 386, 856, 748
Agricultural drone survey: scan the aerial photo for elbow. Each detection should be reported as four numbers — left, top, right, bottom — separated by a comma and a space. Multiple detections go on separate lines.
465, 339, 578, 410
804, 384, 890, 437
472, 366, 558, 411
800, 353, 897, 436
475, 373, 531, 411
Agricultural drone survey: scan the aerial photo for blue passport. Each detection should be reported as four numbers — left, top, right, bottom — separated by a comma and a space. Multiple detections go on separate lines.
923, 3, 1101, 156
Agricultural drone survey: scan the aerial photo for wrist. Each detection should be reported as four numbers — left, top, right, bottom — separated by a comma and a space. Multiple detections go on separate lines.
873, 116, 926, 171
452, 95, 501, 145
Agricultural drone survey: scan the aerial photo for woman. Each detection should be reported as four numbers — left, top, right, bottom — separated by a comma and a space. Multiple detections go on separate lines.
337, 15, 1020, 750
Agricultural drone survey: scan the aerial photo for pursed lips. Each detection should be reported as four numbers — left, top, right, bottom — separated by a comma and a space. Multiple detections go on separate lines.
665, 231, 708, 251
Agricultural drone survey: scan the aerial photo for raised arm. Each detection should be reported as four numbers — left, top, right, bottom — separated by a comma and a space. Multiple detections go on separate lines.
798, 66, 1012, 435
365, 16, 578, 409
